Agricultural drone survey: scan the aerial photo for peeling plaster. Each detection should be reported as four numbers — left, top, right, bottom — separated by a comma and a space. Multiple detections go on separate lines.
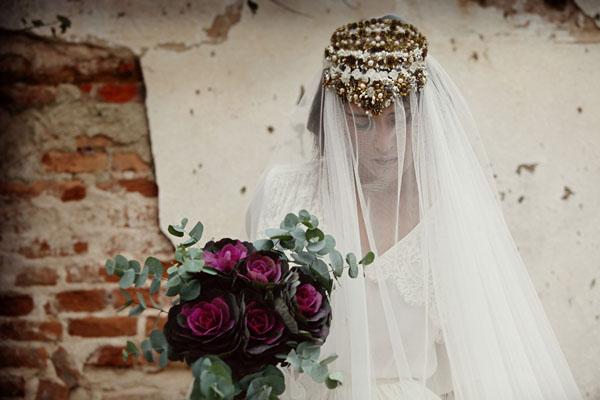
203, 0, 243, 44
464, 0, 600, 42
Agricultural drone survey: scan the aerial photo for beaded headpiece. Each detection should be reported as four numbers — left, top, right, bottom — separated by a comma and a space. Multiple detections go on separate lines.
322, 18, 429, 116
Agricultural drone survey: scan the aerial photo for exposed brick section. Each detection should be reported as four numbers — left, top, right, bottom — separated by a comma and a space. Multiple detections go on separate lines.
56, 290, 107, 312
112, 152, 151, 172
75, 134, 115, 150
0, 31, 142, 85
42, 150, 107, 173
15, 267, 59, 286
0, 346, 47, 368
51, 347, 80, 389
68, 317, 137, 337
35, 379, 69, 400
97, 178, 158, 198
0, 180, 87, 201
73, 242, 88, 254
0, 373, 25, 397
98, 83, 143, 103
0, 84, 57, 107
0, 320, 62, 341
85, 345, 136, 368
17, 238, 87, 259
0, 294, 34, 316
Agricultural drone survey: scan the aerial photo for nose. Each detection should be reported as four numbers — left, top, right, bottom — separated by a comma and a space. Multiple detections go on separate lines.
373, 119, 395, 153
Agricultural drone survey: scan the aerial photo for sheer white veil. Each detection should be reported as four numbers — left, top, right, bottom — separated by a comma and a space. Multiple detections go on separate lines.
245, 15, 581, 400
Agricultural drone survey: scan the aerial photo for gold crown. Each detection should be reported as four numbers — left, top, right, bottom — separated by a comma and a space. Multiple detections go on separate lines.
322, 18, 428, 116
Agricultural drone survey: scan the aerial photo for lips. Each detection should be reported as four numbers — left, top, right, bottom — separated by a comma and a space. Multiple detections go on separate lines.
373, 157, 398, 165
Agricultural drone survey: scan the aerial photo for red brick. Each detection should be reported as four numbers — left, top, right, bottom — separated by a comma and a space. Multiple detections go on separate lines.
0, 345, 47, 368
85, 345, 136, 368
16, 267, 58, 286
0, 84, 57, 106
42, 150, 107, 173
35, 379, 69, 400
112, 152, 151, 172
0, 373, 25, 397
55, 290, 107, 312
0, 320, 62, 341
0, 294, 34, 316
98, 83, 141, 103
51, 347, 80, 389
68, 317, 136, 337
145, 316, 167, 335
97, 178, 158, 197
61, 183, 86, 201
75, 134, 115, 150
73, 241, 88, 254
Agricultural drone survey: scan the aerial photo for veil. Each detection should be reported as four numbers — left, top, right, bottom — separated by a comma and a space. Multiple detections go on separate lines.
245, 16, 581, 400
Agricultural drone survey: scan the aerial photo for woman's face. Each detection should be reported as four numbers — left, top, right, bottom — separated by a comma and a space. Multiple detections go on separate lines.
343, 99, 414, 187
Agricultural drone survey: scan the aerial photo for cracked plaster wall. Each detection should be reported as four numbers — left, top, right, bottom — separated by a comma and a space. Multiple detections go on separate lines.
1, 0, 598, 397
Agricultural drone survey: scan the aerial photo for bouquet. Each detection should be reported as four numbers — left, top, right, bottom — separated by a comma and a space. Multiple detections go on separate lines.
105, 210, 374, 400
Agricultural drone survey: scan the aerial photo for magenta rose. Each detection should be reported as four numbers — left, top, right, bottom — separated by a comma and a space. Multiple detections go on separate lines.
239, 251, 286, 284
203, 239, 253, 273
296, 283, 323, 317
244, 300, 286, 355
163, 291, 243, 364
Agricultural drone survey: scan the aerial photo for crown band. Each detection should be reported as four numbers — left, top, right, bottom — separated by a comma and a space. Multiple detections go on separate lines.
322, 18, 429, 116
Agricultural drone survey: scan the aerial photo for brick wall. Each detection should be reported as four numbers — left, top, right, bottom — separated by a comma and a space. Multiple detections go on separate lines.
0, 30, 190, 399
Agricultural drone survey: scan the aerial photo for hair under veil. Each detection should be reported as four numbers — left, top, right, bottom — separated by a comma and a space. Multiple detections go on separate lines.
245, 15, 581, 400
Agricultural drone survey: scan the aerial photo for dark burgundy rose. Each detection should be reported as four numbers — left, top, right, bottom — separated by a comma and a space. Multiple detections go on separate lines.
244, 300, 286, 356
239, 251, 286, 284
203, 239, 254, 274
163, 291, 243, 364
280, 270, 332, 343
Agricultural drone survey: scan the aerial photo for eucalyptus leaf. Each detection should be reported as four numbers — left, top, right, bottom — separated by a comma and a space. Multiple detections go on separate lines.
180, 279, 202, 301
128, 304, 144, 317
135, 291, 146, 309
305, 228, 324, 243
150, 329, 168, 351
349, 262, 358, 278
325, 371, 344, 389
150, 276, 161, 295
128, 260, 141, 273
158, 350, 168, 368
165, 274, 181, 288
189, 221, 204, 241
135, 266, 149, 288
307, 240, 327, 253
167, 264, 179, 274
141, 339, 155, 362
116, 299, 133, 312
310, 362, 329, 383
145, 256, 163, 278
115, 254, 128, 270
359, 251, 375, 265
265, 228, 292, 240
168, 224, 185, 237
298, 209, 310, 223
120, 288, 133, 301
282, 213, 299, 229
253, 239, 274, 251
119, 269, 135, 289
319, 353, 338, 365
317, 235, 336, 256
122, 349, 128, 362
285, 349, 302, 372
105, 259, 115, 275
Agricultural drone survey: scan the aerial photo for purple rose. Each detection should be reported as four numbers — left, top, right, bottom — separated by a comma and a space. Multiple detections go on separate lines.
181, 297, 235, 336
244, 300, 285, 355
203, 239, 253, 274
239, 251, 285, 284
163, 291, 243, 364
296, 284, 323, 317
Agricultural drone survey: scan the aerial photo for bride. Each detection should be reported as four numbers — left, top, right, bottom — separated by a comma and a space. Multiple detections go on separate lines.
243, 15, 581, 400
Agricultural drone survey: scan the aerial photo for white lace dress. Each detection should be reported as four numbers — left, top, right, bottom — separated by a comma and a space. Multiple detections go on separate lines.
251, 163, 454, 400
